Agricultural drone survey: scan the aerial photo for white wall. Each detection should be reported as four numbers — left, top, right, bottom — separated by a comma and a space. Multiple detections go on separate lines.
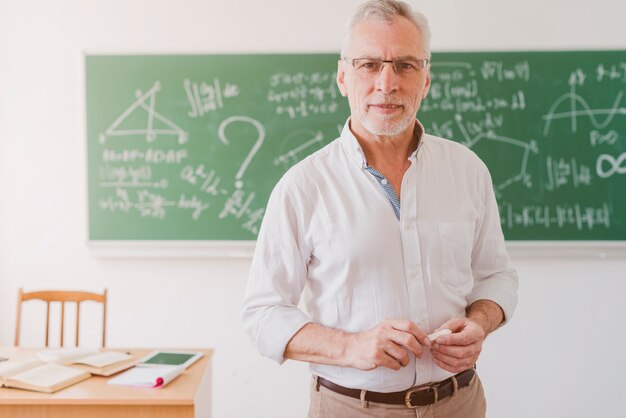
1, 1, 625, 417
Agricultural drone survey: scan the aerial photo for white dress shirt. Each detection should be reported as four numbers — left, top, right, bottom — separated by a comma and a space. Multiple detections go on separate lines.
242, 120, 518, 392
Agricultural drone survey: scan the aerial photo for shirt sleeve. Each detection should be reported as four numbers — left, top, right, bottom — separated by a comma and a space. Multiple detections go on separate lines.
241, 178, 312, 364
467, 165, 519, 324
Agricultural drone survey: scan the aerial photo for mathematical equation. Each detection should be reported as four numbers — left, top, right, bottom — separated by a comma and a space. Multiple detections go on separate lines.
184, 78, 240, 118
98, 185, 263, 235
267, 71, 341, 119
500, 203, 611, 231
596, 62, 626, 82
545, 156, 592, 190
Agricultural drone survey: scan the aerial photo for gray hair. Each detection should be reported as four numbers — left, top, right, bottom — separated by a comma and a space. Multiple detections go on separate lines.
341, 0, 431, 58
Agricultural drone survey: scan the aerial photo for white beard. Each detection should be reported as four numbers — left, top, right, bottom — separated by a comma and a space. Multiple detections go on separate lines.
358, 109, 415, 136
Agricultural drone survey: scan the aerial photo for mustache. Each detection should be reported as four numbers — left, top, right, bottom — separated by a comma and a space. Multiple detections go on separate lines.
367, 95, 404, 106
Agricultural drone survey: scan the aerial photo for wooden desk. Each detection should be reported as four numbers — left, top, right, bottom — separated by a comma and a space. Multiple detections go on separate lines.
0, 347, 212, 418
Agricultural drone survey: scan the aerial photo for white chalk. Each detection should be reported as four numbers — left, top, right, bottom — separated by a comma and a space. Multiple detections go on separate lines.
427, 329, 452, 341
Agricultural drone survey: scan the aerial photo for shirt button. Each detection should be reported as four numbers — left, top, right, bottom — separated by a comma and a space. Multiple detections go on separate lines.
381, 179, 388, 185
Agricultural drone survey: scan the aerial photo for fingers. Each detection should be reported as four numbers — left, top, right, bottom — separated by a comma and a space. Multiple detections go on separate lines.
432, 318, 466, 345
429, 318, 484, 373
431, 341, 481, 361
438, 317, 466, 333
432, 318, 484, 346
381, 344, 410, 369
387, 328, 424, 358
431, 352, 474, 374
431, 346, 478, 373
349, 319, 430, 371
360, 337, 408, 371
359, 318, 486, 374
388, 319, 430, 343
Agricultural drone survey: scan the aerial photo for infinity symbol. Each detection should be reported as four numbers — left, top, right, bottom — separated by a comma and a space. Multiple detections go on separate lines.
596, 152, 626, 178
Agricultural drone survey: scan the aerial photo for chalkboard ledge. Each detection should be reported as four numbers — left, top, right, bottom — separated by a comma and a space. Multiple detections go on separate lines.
88, 240, 256, 258
88, 240, 625, 259
507, 241, 626, 259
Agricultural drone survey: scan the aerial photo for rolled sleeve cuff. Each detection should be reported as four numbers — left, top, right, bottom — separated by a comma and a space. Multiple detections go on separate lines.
467, 269, 519, 326
254, 307, 312, 364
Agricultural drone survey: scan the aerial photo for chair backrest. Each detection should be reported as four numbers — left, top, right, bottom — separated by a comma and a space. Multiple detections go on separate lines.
14, 288, 108, 347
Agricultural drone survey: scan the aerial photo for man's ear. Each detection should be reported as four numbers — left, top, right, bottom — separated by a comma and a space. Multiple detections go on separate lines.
337, 60, 347, 97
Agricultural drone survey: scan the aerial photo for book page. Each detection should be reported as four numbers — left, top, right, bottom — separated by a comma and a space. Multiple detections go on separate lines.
11, 363, 87, 388
38, 348, 99, 364
73, 351, 132, 368
0, 358, 42, 379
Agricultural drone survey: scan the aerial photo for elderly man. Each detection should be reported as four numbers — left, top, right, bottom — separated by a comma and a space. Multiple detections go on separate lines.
242, 1, 518, 417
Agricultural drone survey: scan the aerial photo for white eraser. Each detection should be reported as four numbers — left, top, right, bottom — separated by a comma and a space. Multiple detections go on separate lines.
427, 329, 452, 341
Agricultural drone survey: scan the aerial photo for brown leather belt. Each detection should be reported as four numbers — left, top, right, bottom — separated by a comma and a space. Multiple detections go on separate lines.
317, 368, 475, 408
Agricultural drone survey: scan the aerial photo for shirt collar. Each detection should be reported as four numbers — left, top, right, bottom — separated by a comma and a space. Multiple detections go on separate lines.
339, 118, 426, 168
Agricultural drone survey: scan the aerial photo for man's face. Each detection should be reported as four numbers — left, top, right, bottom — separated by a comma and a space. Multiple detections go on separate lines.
337, 16, 431, 138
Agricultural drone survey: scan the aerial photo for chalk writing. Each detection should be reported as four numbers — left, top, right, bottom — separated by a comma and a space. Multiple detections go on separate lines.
87, 53, 626, 241
424, 92, 525, 113
218, 116, 265, 189
100, 165, 151, 183
590, 129, 619, 147
275, 101, 339, 119
269, 72, 335, 87
545, 157, 592, 190
596, 152, 626, 178
99, 81, 188, 145
596, 62, 626, 82
501, 203, 610, 230
480, 60, 530, 82
219, 189, 254, 220
542, 72, 626, 136
180, 164, 226, 196
268, 71, 340, 119
99, 188, 133, 213
184, 78, 240, 118
219, 189, 263, 234
242, 208, 264, 235
98, 165, 169, 189
274, 130, 325, 167
135, 190, 175, 219
426, 110, 538, 193
99, 188, 211, 220
178, 194, 211, 220
102, 149, 188, 164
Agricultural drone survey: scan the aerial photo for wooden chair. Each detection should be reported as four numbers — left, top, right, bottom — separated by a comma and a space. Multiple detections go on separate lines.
14, 288, 108, 347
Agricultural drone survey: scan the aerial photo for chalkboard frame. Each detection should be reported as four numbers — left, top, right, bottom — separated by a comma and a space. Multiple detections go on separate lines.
87, 240, 626, 259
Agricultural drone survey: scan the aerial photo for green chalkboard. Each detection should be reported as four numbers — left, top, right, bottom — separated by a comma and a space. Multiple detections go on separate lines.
86, 51, 626, 241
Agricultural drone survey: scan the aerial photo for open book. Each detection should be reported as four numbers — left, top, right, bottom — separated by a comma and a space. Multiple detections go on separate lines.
68, 352, 137, 376
0, 358, 90, 393
38, 349, 137, 376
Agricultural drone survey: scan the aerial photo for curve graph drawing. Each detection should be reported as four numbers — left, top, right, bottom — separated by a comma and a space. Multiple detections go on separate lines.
542, 73, 626, 136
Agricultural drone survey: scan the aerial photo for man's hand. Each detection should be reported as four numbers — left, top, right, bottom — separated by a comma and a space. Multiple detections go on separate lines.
345, 319, 430, 371
430, 300, 505, 373
429, 317, 485, 373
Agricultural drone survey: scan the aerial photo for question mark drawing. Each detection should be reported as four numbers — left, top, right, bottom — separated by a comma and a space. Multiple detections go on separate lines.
218, 116, 266, 189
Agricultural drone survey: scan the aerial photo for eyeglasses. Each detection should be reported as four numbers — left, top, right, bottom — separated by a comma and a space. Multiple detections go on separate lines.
342, 57, 430, 77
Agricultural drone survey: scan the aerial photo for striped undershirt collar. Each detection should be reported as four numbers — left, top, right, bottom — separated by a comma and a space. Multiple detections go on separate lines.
338, 119, 426, 220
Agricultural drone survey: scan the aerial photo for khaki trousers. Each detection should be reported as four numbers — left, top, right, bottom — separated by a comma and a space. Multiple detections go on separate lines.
308, 374, 486, 418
